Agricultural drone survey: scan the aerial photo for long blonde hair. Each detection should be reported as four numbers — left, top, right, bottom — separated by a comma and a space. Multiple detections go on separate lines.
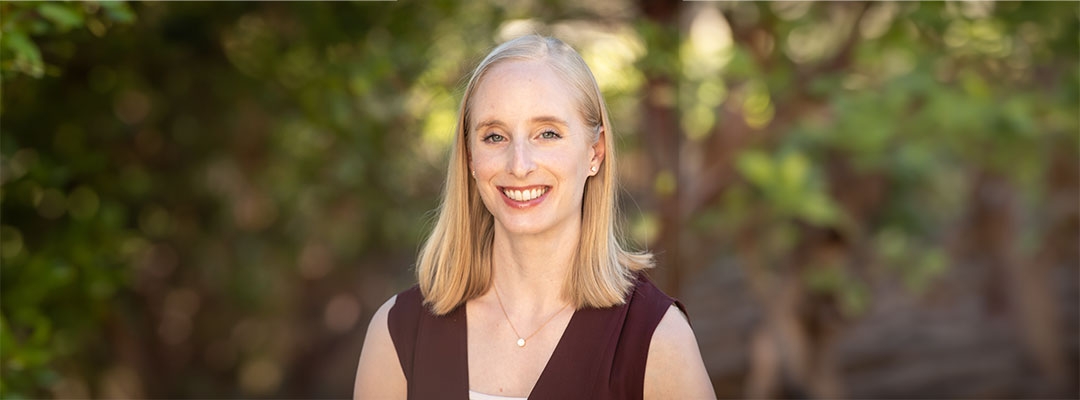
416, 35, 653, 315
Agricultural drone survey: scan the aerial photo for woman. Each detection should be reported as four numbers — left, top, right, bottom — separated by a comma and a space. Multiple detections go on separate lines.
354, 35, 714, 399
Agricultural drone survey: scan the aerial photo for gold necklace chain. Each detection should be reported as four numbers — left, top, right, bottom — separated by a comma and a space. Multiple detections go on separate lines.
492, 283, 570, 348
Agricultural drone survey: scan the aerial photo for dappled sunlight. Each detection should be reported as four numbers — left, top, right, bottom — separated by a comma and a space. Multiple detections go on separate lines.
858, 2, 900, 40
497, 18, 545, 42
741, 84, 774, 130
680, 4, 732, 142
683, 4, 733, 80
944, 18, 1013, 58
785, 20, 845, 65
578, 27, 646, 96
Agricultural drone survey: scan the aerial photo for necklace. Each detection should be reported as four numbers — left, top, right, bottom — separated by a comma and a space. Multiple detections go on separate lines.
492, 283, 570, 348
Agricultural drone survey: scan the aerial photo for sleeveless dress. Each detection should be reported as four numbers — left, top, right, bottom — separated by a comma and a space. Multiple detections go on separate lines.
387, 272, 686, 400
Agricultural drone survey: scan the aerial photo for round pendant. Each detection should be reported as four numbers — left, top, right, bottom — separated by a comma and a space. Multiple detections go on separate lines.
516, 338, 526, 347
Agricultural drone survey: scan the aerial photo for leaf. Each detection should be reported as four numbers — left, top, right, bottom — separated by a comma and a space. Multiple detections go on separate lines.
736, 150, 774, 188
1, 31, 44, 78
36, 3, 83, 32
100, 2, 136, 24
778, 151, 810, 191
799, 193, 839, 227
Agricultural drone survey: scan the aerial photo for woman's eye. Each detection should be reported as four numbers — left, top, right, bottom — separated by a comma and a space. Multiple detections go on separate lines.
540, 130, 561, 140
483, 134, 505, 143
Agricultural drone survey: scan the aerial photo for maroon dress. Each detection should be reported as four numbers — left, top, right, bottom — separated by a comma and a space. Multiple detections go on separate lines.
387, 273, 686, 400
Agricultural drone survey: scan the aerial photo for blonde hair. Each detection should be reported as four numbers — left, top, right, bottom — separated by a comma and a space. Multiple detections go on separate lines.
416, 35, 653, 315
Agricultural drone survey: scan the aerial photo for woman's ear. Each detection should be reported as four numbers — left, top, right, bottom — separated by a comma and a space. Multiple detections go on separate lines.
589, 126, 606, 176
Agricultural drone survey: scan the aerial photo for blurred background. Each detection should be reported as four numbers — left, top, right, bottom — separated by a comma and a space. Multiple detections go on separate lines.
1, 1, 1077, 398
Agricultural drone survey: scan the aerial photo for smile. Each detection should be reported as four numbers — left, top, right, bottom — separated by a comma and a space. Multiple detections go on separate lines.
499, 185, 550, 207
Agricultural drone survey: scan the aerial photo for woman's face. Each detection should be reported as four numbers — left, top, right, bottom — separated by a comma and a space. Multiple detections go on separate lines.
468, 59, 603, 237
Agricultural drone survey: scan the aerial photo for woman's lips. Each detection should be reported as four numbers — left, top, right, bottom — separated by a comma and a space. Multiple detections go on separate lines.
499, 185, 551, 208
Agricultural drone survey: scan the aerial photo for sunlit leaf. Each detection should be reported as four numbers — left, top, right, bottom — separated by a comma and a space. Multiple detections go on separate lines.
100, 2, 136, 24
36, 3, 83, 32
736, 150, 774, 188
778, 151, 810, 191
2, 31, 43, 78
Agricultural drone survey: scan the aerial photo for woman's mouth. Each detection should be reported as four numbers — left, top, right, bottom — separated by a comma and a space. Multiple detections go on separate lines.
499, 185, 550, 208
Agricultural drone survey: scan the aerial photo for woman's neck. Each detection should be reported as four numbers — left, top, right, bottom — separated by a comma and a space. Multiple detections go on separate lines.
489, 221, 579, 312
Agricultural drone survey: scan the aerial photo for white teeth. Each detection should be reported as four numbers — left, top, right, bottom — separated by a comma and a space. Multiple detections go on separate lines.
503, 187, 546, 202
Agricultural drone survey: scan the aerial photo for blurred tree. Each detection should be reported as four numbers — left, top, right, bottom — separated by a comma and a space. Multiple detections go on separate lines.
674, 1, 1078, 398
2, 2, 137, 397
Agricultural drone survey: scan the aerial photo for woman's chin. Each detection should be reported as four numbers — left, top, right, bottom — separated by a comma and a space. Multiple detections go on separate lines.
493, 217, 554, 236
498, 224, 547, 236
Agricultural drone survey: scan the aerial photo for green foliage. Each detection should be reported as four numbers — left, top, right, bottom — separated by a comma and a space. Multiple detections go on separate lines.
804, 266, 870, 317
0, 2, 135, 80
1, 3, 138, 396
736, 150, 841, 227
688, 1, 1078, 315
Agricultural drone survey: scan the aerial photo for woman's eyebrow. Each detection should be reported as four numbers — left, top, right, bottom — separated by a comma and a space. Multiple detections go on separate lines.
474, 119, 505, 132
475, 116, 568, 131
531, 116, 569, 127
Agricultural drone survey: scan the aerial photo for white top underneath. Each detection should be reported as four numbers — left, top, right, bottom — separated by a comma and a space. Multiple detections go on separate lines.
468, 390, 528, 400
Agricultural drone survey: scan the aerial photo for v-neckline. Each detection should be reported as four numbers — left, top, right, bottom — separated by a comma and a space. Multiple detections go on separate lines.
464, 301, 584, 399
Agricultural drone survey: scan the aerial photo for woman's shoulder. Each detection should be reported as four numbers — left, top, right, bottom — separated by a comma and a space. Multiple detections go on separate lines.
643, 303, 714, 399
385, 284, 424, 346
628, 272, 687, 319
356, 285, 422, 393
636, 274, 715, 398
389, 284, 423, 313
363, 293, 403, 353
353, 293, 408, 398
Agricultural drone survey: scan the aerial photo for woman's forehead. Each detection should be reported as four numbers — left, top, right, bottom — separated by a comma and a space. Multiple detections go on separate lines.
469, 60, 582, 126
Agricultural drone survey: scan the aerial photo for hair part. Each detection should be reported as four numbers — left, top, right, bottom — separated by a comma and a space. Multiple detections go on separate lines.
416, 34, 653, 315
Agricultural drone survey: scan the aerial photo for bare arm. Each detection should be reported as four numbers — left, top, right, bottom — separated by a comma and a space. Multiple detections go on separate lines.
644, 305, 716, 400
353, 295, 407, 400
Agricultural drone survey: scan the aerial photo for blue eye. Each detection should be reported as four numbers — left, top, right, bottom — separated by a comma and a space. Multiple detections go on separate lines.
540, 130, 561, 139
483, 134, 505, 143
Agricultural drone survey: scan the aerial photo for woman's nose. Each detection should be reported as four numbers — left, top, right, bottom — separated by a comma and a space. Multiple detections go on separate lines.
509, 139, 537, 178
